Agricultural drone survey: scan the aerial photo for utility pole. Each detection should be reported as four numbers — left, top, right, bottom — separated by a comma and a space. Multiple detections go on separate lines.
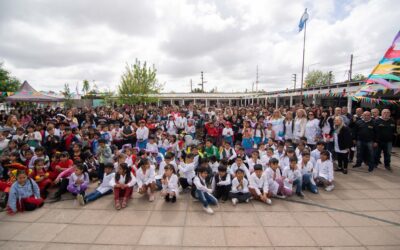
348, 54, 353, 82
292, 74, 297, 91
252, 82, 254, 92
199, 71, 205, 92
256, 65, 259, 92
190, 79, 193, 92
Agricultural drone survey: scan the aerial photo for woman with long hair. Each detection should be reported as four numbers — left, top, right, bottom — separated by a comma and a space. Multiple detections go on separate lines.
333, 116, 352, 174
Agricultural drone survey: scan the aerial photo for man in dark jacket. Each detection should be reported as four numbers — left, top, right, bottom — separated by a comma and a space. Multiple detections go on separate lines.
353, 111, 375, 172
374, 109, 396, 171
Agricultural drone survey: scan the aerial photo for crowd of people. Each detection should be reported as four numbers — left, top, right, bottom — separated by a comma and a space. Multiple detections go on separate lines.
0, 103, 397, 215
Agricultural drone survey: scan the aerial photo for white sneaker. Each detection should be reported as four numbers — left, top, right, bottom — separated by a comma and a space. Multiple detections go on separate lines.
149, 194, 155, 202
231, 198, 238, 205
325, 185, 335, 192
203, 206, 214, 214
77, 194, 85, 206
265, 198, 272, 205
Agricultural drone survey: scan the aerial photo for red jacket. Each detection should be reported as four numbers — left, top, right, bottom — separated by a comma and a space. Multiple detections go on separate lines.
205, 123, 219, 137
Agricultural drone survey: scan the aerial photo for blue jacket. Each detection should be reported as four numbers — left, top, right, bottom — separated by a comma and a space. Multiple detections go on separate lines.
7, 178, 40, 212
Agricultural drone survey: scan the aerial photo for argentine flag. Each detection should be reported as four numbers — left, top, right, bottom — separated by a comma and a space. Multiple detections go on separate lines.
298, 8, 309, 32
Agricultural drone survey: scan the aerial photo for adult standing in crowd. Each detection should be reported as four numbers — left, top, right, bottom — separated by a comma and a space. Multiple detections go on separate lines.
353, 111, 375, 172
374, 109, 396, 171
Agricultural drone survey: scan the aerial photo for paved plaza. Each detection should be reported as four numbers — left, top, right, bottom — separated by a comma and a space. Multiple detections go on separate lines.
1, 150, 400, 250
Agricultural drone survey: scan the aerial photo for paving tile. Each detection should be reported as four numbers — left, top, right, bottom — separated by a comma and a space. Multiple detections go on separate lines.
139, 226, 183, 246
43, 242, 93, 250
13, 223, 67, 242
136, 247, 183, 250
182, 247, 228, 250
377, 199, 400, 210
366, 246, 400, 250
360, 211, 400, 226
72, 209, 115, 225
321, 247, 366, 250
328, 212, 378, 226
252, 199, 289, 211
224, 226, 271, 246
358, 189, 396, 199
84, 197, 115, 210
292, 212, 338, 227
220, 201, 255, 212
284, 201, 327, 212
305, 227, 361, 246
109, 210, 151, 225
265, 227, 316, 246
153, 198, 189, 211
0, 222, 30, 240
344, 199, 389, 211
51, 224, 104, 243
91, 245, 134, 250
382, 226, 400, 240
335, 190, 370, 200
0, 241, 46, 250
185, 211, 224, 226
345, 226, 400, 245
147, 211, 186, 226
182, 227, 226, 246
2, 208, 50, 222
37, 209, 82, 223
222, 211, 260, 226
124, 198, 156, 211
257, 212, 299, 227
95, 225, 143, 245
317, 199, 355, 210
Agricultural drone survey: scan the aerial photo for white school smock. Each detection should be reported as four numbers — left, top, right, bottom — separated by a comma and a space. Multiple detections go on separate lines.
315, 159, 334, 182
161, 174, 179, 195
97, 172, 115, 194
264, 167, 281, 195
249, 172, 269, 195
136, 166, 156, 188
109, 172, 136, 187
305, 119, 321, 145
231, 177, 250, 193
178, 162, 195, 185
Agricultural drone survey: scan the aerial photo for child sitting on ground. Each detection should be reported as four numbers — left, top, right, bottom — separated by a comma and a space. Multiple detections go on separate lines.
192, 166, 218, 214
67, 163, 89, 204
249, 164, 272, 205
298, 151, 318, 194
80, 163, 115, 205
211, 165, 231, 202
315, 150, 335, 192
110, 163, 136, 210
161, 164, 179, 203
178, 153, 195, 190
282, 157, 304, 198
31, 159, 52, 199
230, 168, 252, 205
136, 159, 156, 202
264, 158, 286, 199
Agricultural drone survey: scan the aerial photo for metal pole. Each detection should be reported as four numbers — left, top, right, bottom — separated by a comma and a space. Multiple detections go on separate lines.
349, 54, 353, 81
300, 21, 307, 103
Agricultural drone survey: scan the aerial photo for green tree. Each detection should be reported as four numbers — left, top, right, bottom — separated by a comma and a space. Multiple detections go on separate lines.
118, 59, 162, 104
62, 83, 73, 108
0, 63, 21, 101
82, 79, 90, 95
352, 73, 366, 81
305, 70, 335, 87
192, 88, 204, 93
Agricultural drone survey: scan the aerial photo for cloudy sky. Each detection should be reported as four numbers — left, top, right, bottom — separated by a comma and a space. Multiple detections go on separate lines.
0, 0, 399, 93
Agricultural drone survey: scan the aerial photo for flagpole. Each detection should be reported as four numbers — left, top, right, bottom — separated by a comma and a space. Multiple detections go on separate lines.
300, 20, 307, 103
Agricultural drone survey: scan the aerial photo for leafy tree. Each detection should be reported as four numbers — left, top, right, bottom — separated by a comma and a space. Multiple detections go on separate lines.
118, 59, 162, 104
352, 73, 366, 81
305, 70, 335, 87
62, 83, 73, 108
82, 79, 90, 95
0, 63, 21, 101
192, 88, 204, 93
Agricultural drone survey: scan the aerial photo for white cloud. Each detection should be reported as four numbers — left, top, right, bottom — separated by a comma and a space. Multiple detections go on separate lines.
0, 0, 399, 93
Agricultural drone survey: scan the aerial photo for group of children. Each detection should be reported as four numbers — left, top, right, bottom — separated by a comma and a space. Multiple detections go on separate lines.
3, 129, 335, 215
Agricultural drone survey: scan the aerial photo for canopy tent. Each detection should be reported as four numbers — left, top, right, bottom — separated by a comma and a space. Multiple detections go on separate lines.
6, 81, 63, 102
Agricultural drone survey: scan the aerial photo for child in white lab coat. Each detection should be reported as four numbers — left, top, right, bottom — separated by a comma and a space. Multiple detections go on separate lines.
161, 164, 179, 203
